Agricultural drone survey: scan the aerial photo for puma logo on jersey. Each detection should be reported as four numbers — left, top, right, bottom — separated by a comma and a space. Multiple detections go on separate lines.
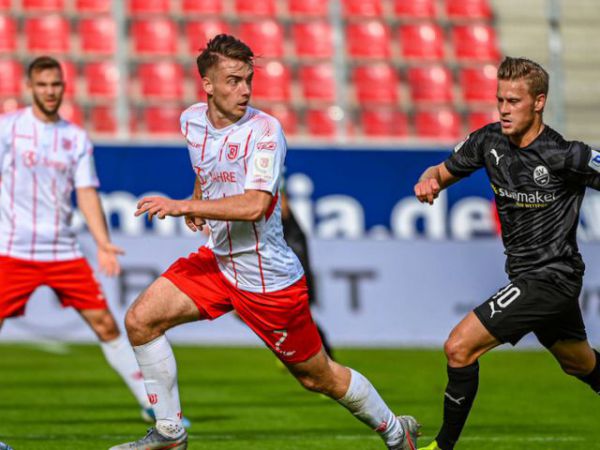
445, 392, 466, 405
490, 148, 504, 165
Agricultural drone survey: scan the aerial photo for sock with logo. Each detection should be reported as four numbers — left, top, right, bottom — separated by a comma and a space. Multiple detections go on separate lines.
577, 350, 600, 394
100, 334, 151, 409
133, 335, 184, 438
436, 362, 479, 450
337, 368, 404, 447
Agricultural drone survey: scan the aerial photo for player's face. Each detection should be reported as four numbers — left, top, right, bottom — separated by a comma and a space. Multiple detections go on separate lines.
28, 68, 65, 118
496, 78, 545, 137
203, 57, 253, 124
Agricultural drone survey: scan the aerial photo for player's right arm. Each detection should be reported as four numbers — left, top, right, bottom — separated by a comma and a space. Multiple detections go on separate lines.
415, 128, 488, 204
414, 163, 460, 204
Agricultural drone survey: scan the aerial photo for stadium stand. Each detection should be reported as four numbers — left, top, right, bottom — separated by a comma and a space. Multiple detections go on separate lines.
2, 0, 508, 141
0, 60, 22, 97
414, 108, 462, 140
79, 17, 116, 55
0, 16, 17, 52
25, 15, 70, 53
353, 64, 399, 104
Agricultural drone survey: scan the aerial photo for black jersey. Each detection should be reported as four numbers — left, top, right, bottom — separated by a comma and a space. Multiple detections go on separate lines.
445, 122, 600, 280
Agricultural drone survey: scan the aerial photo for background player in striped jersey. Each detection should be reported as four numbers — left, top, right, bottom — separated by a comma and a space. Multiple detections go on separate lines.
415, 57, 600, 450
0, 56, 154, 422
110, 35, 419, 450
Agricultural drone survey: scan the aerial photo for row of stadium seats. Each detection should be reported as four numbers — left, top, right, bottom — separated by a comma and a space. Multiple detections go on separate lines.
4, 0, 492, 20
0, 101, 491, 140
0, 59, 498, 106
0, 16, 499, 62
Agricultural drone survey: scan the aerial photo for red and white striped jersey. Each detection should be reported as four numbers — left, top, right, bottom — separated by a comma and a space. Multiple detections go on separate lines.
180, 103, 304, 293
0, 107, 99, 261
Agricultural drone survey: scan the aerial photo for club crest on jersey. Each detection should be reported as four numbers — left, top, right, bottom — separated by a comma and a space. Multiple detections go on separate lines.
589, 149, 600, 173
226, 143, 240, 161
61, 138, 72, 151
22, 150, 38, 168
533, 165, 550, 186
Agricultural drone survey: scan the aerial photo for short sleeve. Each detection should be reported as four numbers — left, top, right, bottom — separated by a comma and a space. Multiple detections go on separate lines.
244, 121, 286, 195
444, 128, 487, 178
561, 141, 600, 190
74, 134, 100, 188
0, 114, 13, 175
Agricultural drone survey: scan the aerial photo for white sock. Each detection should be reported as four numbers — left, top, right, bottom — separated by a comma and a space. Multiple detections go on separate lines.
337, 368, 404, 446
100, 334, 151, 409
133, 335, 185, 438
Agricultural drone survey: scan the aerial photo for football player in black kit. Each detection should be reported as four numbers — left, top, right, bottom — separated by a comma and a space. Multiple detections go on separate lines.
415, 56, 600, 450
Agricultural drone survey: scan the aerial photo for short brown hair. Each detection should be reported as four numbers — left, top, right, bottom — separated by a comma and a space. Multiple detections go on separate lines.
196, 34, 254, 77
27, 56, 62, 79
497, 56, 549, 97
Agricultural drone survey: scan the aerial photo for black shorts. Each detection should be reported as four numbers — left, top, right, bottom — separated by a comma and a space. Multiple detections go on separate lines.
473, 273, 586, 348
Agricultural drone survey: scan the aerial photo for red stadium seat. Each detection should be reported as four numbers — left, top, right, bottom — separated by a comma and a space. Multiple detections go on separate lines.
360, 108, 408, 137
262, 104, 298, 135
252, 61, 291, 102
346, 21, 391, 59
400, 23, 445, 61
0, 0, 11, 10
75, 0, 111, 13
393, 0, 437, 19
131, 19, 178, 56
25, 16, 70, 53
292, 22, 333, 59
144, 106, 182, 135
128, 0, 170, 15
467, 109, 499, 132
288, 0, 327, 16
0, 60, 22, 97
353, 64, 399, 104
460, 64, 497, 104
79, 17, 116, 55
90, 105, 116, 133
84, 62, 119, 98
138, 62, 184, 100
446, 0, 493, 20
0, 16, 17, 52
452, 24, 500, 61
235, 0, 276, 17
59, 60, 76, 97
238, 20, 284, 58
342, 0, 382, 17
306, 108, 336, 137
299, 64, 335, 102
181, 0, 223, 15
185, 20, 229, 54
59, 103, 84, 126
414, 108, 462, 140
407, 65, 453, 104
23, 0, 64, 11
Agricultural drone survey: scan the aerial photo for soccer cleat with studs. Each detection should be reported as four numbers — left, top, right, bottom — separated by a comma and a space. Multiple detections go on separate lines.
109, 427, 188, 450
387, 416, 421, 450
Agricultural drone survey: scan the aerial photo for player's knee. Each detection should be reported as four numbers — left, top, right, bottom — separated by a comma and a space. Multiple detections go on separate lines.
88, 311, 119, 341
124, 305, 148, 338
560, 360, 594, 377
444, 337, 475, 366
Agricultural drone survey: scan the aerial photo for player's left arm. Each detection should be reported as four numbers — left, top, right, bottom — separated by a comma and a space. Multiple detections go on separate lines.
561, 142, 600, 190
74, 135, 124, 276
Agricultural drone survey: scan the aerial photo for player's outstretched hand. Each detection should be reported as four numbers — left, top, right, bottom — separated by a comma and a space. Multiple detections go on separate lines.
414, 178, 441, 205
135, 196, 185, 221
97, 242, 124, 277
185, 215, 205, 232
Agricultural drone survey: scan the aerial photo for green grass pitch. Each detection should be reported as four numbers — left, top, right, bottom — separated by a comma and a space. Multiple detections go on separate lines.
0, 344, 598, 449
